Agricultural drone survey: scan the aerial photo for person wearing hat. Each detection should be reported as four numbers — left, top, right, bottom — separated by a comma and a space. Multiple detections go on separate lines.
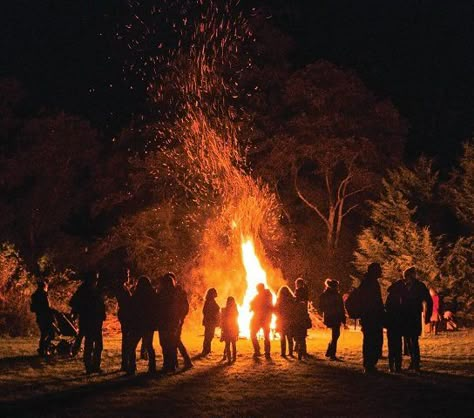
319, 278, 346, 360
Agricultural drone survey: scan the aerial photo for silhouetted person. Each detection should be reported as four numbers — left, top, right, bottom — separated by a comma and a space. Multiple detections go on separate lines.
319, 279, 346, 361
250, 283, 273, 359
429, 288, 440, 335
385, 278, 405, 373
401, 267, 433, 372
69, 272, 106, 374
220, 296, 239, 364
358, 263, 384, 373
294, 277, 309, 354
156, 273, 180, 372
201, 288, 220, 356
126, 276, 157, 375
275, 286, 295, 358
115, 279, 133, 371
30, 280, 54, 357
175, 278, 193, 369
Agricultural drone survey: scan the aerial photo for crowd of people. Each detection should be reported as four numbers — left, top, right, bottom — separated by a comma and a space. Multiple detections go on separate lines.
30, 263, 441, 376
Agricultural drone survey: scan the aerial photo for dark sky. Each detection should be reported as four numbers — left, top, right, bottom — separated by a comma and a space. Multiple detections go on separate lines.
1, 0, 473, 166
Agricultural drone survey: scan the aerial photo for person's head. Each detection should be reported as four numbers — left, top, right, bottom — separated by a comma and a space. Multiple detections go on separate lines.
277, 285, 294, 300
367, 263, 382, 279
160, 272, 176, 290
226, 296, 236, 308
135, 275, 153, 293
295, 278, 305, 289
256, 283, 265, 294
205, 288, 217, 300
324, 278, 339, 290
403, 266, 417, 284
37, 280, 48, 291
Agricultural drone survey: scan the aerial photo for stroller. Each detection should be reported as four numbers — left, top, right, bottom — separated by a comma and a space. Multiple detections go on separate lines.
49, 309, 79, 356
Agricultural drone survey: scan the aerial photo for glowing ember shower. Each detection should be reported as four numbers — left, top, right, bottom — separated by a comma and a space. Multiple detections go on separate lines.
238, 237, 276, 338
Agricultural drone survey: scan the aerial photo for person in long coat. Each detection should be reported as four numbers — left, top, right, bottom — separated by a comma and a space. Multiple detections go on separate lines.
201, 288, 220, 356
319, 279, 346, 361
358, 263, 385, 373
275, 286, 295, 357
401, 267, 433, 371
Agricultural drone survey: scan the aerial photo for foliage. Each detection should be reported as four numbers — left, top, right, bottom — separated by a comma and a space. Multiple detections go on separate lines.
442, 141, 474, 232
0, 243, 36, 336
354, 169, 440, 289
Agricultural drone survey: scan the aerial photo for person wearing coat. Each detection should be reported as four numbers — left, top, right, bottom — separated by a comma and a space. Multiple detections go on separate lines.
358, 263, 385, 373
250, 284, 273, 359
30, 280, 55, 357
201, 288, 220, 356
401, 267, 433, 371
275, 286, 296, 357
126, 276, 158, 375
319, 279, 346, 361
220, 296, 239, 364
69, 272, 106, 374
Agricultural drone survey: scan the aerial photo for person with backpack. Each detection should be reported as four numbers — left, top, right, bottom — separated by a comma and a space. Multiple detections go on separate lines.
30, 280, 55, 357
356, 263, 385, 374
319, 279, 346, 361
69, 272, 106, 374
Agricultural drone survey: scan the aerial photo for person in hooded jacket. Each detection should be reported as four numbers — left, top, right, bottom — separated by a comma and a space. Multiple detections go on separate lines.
319, 278, 346, 361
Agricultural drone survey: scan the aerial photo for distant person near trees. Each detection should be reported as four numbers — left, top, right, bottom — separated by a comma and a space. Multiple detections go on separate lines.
220, 296, 239, 364
250, 283, 273, 359
429, 288, 441, 335
401, 267, 432, 372
30, 280, 55, 357
319, 279, 346, 361
275, 286, 296, 358
69, 272, 106, 374
358, 263, 385, 374
201, 288, 220, 356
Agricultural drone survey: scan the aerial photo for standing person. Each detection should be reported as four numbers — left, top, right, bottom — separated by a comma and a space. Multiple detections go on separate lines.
429, 288, 441, 335
358, 263, 385, 374
30, 280, 55, 357
275, 286, 295, 358
156, 273, 181, 372
385, 279, 406, 373
250, 283, 273, 359
115, 279, 133, 372
201, 288, 220, 356
295, 278, 309, 307
401, 267, 433, 372
69, 272, 106, 374
319, 279, 346, 361
175, 278, 193, 369
126, 276, 157, 375
220, 296, 239, 364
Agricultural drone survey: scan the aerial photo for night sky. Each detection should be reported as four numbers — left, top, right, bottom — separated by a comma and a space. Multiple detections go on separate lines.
2, 0, 473, 167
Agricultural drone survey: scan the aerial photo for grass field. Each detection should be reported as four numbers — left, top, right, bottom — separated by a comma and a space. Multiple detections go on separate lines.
1, 326, 473, 417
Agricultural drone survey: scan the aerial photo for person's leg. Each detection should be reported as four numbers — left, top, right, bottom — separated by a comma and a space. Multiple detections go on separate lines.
83, 334, 93, 373
224, 341, 231, 363
250, 325, 260, 356
394, 331, 402, 372
280, 332, 287, 356
127, 332, 141, 374
263, 325, 271, 358
202, 326, 214, 355
287, 334, 294, 356
411, 335, 421, 370
387, 329, 395, 371
331, 326, 340, 359
92, 323, 103, 372
142, 330, 156, 373
231, 341, 237, 362
363, 329, 379, 371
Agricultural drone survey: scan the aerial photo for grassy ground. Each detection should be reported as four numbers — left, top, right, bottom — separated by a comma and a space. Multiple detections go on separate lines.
1, 326, 473, 417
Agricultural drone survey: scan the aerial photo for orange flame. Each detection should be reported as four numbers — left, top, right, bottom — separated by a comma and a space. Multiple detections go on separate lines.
238, 236, 276, 338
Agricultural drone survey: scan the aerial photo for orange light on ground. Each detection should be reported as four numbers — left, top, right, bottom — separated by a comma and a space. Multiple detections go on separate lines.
238, 236, 276, 338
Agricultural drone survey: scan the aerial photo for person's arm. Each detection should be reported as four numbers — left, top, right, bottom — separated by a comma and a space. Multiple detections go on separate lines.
423, 285, 433, 324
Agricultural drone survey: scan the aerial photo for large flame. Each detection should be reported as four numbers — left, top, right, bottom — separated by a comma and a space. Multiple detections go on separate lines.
238, 236, 276, 338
